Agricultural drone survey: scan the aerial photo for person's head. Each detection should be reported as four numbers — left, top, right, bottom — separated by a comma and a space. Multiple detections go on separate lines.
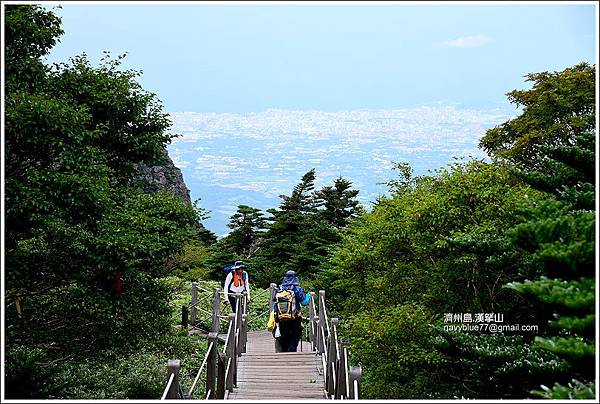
235, 263, 246, 272
281, 270, 299, 286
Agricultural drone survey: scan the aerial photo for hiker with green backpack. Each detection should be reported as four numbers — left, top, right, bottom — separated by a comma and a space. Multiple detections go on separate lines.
272, 270, 311, 352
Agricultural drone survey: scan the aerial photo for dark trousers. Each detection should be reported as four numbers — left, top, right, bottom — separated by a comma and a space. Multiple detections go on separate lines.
278, 317, 302, 352
228, 295, 239, 313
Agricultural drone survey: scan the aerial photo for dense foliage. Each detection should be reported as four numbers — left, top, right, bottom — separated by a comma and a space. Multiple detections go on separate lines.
4, 5, 208, 398
321, 63, 596, 399
482, 63, 596, 398
321, 159, 549, 398
202, 169, 362, 288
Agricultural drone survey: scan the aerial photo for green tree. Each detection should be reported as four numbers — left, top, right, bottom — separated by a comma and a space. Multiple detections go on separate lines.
4, 6, 202, 397
480, 63, 595, 167
483, 64, 596, 399
275, 168, 321, 215
4, 4, 63, 93
320, 64, 596, 399
316, 176, 362, 228
225, 204, 267, 258
249, 169, 339, 286
321, 159, 554, 399
263, 169, 320, 266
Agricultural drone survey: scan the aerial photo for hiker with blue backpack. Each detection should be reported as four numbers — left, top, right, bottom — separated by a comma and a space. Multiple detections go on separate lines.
223, 261, 251, 313
271, 270, 311, 352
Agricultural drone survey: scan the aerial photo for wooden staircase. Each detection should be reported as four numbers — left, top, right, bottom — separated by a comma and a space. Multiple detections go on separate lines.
227, 331, 327, 400
161, 288, 361, 400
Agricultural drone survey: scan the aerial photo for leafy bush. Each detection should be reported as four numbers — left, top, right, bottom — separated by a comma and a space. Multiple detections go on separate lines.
170, 240, 213, 281
4, 346, 70, 399
61, 331, 207, 399
532, 379, 596, 399
342, 305, 446, 399
6, 309, 208, 399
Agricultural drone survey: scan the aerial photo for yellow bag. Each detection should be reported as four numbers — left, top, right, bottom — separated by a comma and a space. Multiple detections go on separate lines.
267, 310, 275, 332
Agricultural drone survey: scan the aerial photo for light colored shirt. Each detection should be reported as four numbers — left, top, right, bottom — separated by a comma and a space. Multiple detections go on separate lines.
223, 270, 251, 302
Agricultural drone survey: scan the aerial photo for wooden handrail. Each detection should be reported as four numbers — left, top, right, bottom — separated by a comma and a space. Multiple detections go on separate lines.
162, 283, 360, 400
308, 290, 361, 400
162, 288, 248, 400
187, 340, 214, 398
161, 373, 175, 400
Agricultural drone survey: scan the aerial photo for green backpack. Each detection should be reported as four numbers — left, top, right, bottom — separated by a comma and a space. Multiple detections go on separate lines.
275, 289, 297, 321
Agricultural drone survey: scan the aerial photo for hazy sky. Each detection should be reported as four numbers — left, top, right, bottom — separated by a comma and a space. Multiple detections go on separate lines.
44, 2, 597, 113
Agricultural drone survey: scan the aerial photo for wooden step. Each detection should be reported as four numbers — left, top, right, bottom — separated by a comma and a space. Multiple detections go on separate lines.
228, 392, 327, 399
228, 331, 325, 400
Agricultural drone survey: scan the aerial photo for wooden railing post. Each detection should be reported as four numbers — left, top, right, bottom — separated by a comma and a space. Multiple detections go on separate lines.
308, 292, 316, 349
205, 332, 218, 399
317, 290, 326, 354
166, 359, 180, 399
190, 282, 198, 325
216, 352, 227, 399
349, 365, 362, 400
235, 295, 243, 335
233, 328, 238, 386
269, 283, 277, 312
181, 305, 189, 329
212, 288, 220, 333
241, 313, 248, 354
336, 338, 349, 399
226, 313, 236, 391
327, 317, 339, 397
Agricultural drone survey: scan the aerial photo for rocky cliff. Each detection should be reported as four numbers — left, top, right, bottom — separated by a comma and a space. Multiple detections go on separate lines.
135, 148, 192, 205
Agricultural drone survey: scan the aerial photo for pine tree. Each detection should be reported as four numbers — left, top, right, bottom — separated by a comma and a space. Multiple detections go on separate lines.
280, 168, 320, 214
481, 64, 596, 399
262, 169, 321, 269
249, 169, 340, 286
317, 176, 362, 228
225, 204, 266, 258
